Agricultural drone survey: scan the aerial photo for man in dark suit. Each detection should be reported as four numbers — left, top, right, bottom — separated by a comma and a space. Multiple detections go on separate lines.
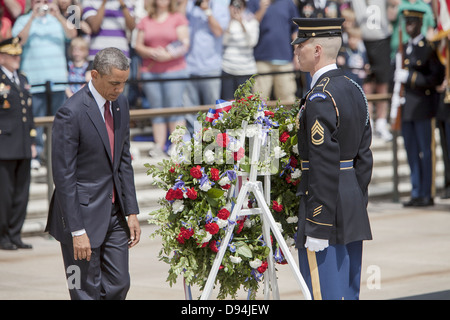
0, 37, 35, 250
292, 18, 373, 299
46, 47, 141, 300
394, 9, 445, 207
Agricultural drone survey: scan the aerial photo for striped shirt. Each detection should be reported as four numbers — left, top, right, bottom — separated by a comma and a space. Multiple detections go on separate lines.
222, 16, 259, 76
82, 0, 134, 61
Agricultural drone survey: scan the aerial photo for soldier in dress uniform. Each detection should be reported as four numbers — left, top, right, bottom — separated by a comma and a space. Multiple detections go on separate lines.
394, 9, 445, 207
0, 37, 35, 250
292, 18, 373, 299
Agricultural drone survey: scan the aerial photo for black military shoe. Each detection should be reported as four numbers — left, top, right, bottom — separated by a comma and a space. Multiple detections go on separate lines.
416, 197, 434, 207
0, 242, 18, 250
403, 197, 422, 207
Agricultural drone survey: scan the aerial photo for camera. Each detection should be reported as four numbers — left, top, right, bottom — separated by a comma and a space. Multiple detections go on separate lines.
39, 4, 49, 13
231, 0, 241, 9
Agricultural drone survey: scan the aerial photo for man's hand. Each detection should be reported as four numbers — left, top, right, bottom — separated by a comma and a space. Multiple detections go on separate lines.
127, 214, 141, 248
73, 233, 92, 261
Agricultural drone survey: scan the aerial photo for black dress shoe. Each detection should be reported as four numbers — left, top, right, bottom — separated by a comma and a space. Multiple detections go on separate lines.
403, 198, 421, 207
0, 242, 18, 250
416, 197, 434, 207
12, 241, 33, 249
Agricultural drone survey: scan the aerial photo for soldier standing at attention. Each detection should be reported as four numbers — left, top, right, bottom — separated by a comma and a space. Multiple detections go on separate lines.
292, 18, 373, 299
0, 37, 35, 250
394, 9, 445, 207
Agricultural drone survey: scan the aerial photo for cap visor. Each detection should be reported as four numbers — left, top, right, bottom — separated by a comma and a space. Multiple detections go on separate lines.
291, 37, 308, 45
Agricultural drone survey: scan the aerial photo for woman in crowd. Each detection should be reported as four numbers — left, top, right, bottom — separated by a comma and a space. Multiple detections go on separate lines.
135, 0, 189, 156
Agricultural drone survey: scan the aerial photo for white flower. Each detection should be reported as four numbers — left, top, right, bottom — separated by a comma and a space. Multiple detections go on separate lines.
199, 182, 212, 192
285, 237, 295, 247
219, 176, 230, 186
276, 222, 283, 233
274, 146, 286, 159
246, 125, 259, 138
199, 230, 212, 243
249, 259, 262, 269
286, 216, 298, 224
243, 218, 253, 228
172, 200, 184, 213
217, 219, 228, 229
254, 111, 265, 121
230, 255, 242, 264
291, 168, 302, 179
292, 144, 299, 155
204, 149, 215, 163
287, 123, 294, 132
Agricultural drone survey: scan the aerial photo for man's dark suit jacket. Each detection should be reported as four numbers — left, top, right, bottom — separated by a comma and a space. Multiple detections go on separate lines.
46, 84, 139, 248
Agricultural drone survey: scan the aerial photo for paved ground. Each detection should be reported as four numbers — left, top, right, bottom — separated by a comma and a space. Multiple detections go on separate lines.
1, 198, 449, 300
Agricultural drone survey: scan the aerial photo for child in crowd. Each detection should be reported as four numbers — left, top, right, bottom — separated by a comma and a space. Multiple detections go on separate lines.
66, 37, 91, 98
338, 27, 370, 87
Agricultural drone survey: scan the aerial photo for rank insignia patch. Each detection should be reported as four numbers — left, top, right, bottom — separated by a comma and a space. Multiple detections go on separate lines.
311, 119, 324, 145
313, 205, 323, 217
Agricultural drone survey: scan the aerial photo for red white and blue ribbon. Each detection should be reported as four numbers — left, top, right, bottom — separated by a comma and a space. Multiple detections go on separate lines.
205, 108, 217, 122
205, 99, 234, 123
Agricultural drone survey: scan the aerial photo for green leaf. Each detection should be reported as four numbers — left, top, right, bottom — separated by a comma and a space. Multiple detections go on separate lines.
235, 241, 253, 258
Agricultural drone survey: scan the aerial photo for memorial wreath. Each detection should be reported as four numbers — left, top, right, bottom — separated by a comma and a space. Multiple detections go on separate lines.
146, 78, 302, 299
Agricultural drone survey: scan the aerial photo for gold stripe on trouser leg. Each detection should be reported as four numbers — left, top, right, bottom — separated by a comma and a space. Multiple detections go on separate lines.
431, 118, 436, 198
306, 249, 322, 300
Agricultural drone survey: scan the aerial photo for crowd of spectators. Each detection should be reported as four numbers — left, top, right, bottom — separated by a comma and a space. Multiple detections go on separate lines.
0, 0, 444, 158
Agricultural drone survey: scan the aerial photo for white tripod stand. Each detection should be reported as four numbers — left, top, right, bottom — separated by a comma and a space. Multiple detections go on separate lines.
199, 123, 311, 300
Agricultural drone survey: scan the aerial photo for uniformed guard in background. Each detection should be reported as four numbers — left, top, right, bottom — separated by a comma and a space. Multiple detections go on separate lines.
0, 37, 35, 250
292, 17, 373, 300
394, 9, 445, 207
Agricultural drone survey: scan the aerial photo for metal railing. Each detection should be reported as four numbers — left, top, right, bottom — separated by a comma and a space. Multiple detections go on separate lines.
30, 72, 394, 203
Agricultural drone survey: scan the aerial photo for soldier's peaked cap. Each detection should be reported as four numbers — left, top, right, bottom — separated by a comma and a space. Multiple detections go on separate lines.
291, 18, 345, 45
402, 9, 425, 20
0, 37, 22, 56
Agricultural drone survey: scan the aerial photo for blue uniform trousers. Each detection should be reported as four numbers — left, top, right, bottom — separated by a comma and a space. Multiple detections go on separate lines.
298, 241, 363, 300
401, 119, 433, 199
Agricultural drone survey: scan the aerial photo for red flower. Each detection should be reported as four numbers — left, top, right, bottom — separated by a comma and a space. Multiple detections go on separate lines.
257, 261, 268, 273
216, 133, 230, 147
235, 218, 245, 234
166, 188, 183, 201
279, 131, 290, 143
176, 227, 194, 244
210, 168, 220, 181
264, 110, 275, 118
221, 184, 231, 190
165, 189, 176, 201
234, 147, 245, 161
217, 208, 230, 220
190, 165, 202, 179
174, 188, 183, 200
186, 187, 197, 200
205, 222, 219, 235
169, 167, 175, 173
289, 156, 298, 168
209, 240, 219, 253
176, 235, 185, 244
272, 200, 283, 213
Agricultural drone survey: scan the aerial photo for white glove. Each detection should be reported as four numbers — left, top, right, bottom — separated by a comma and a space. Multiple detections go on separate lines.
305, 236, 329, 252
394, 68, 409, 84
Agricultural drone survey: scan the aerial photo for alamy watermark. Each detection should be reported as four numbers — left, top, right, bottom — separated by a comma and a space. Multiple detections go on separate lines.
65, 5, 82, 30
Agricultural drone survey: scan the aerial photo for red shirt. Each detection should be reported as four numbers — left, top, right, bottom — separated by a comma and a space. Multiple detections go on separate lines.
137, 12, 188, 73
1, 0, 26, 24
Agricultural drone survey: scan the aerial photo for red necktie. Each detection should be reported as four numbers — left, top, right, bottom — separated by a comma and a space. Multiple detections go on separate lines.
104, 101, 115, 203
